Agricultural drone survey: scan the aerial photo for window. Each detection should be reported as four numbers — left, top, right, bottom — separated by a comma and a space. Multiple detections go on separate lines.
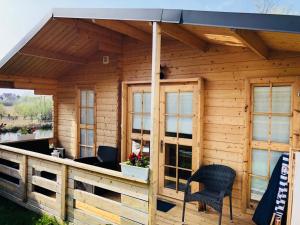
127, 86, 151, 157
79, 89, 95, 158
249, 84, 291, 207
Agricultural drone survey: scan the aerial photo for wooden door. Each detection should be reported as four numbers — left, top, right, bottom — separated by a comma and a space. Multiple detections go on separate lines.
158, 83, 200, 200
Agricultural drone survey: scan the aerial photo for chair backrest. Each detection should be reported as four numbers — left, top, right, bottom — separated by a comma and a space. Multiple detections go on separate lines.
196, 164, 236, 193
97, 146, 118, 163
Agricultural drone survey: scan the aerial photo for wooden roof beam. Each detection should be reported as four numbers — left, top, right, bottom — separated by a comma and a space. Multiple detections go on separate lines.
231, 29, 269, 59
93, 20, 152, 44
56, 18, 123, 42
161, 23, 208, 52
19, 47, 88, 64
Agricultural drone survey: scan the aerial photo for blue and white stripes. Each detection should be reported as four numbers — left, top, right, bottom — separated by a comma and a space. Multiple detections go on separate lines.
274, 153, 289, 222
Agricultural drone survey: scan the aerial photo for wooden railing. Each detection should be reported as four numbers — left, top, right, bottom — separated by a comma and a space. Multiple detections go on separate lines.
0, 144, 149, 225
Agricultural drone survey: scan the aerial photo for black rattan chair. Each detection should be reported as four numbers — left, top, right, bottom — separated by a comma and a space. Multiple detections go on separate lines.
75, 146, 118, 170
182, 164, 236, 225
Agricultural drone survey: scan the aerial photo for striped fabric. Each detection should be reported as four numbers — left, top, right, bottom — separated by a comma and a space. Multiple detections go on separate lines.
274, 153, 289, 222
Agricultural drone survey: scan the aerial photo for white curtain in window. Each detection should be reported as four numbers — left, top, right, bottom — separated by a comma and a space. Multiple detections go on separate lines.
143, 92, 151, 113
81, 91, 87, 107
272, 86, 291, 113
87, 90, 94, 107
166, 92, 177, 114
179, 117, 192, 134
133, 114, 142, 130
179, 92, 193, 115
252, 149, 268, 176
133, 93, 142, 113
253, 115, 269, 141
271, 116, 290, 143
254, 87, 269, 113
251, 177, 268, 201
166, 116, 177, 133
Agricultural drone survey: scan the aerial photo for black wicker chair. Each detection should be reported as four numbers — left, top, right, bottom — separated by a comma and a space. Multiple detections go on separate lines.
75, 146, 118, 170
182, 164, 236, 225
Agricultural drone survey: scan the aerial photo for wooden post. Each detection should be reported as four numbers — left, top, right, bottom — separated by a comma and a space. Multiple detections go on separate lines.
149, 22, 161, 225
121, 82, 128, 162
21, 155, 28, 202
60, 164, 67, 220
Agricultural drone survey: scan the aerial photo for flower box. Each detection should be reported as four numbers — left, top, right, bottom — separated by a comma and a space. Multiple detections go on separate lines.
17, 133, 36, 141
120, 162, 149, 181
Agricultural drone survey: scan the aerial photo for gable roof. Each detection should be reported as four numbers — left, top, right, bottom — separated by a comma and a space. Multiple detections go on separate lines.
1, 8, 300, 78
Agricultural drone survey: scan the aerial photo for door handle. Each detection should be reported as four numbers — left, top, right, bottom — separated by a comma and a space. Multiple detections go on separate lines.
160, 140, 164, 153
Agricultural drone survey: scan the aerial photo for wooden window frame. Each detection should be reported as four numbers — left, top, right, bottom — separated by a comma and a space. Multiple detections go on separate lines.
244, 77, 296, 212
122, 84, 151, 160
76, 86, 96, 158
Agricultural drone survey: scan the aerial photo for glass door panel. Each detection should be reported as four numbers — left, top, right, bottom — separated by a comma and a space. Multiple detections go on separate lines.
159, 84, 198, 200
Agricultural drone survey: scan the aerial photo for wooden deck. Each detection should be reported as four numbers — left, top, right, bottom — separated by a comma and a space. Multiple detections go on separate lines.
156, 202, 254, 225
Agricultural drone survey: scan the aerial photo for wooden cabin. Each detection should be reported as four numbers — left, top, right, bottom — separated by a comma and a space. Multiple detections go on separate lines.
0, 8, 300, 225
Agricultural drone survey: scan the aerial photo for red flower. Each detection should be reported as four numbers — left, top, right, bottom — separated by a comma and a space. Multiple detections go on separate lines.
137, 151, 142, 160
128, 152, 137, 164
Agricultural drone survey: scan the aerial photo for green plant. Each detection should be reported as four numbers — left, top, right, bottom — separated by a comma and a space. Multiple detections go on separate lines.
18, 126, 36, 135
127, 151, 149, 168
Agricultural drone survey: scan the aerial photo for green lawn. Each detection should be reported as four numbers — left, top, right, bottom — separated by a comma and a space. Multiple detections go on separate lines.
0, 196, 63, 225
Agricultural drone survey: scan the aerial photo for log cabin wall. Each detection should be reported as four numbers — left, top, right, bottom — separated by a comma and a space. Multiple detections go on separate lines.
53, 36, 300, 213
121, 38, 300, 213
56, 54, 121, 159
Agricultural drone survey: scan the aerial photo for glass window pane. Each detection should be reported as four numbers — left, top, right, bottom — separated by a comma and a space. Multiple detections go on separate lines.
270, 151, 282, 175
251, 177, 268, 201
142, 140, 150, 157
253, 87, 270, 113
80, 108, 86, 124
80, 129, 86, 145
271, 116, 290, 143
133, 93, 142, 113
253, 115, 269, 141
165, 143, 176, 166
81, 91, 87, 107
166, 92, 178, 114
87, 108, 94, 125
132, 114, 142, 131
179, 117, 192, 136
143, 115, 151, 133
252, 149, 268, 177
178, 145, 192, 169
178, 170, 192, 192
132, 140, 141, 155
87, 91, 94, 107
80, 146, 93, 158
87, 130, 94, 146
143, 92, 151, 113
272, 86, 291, 113
179, 92, 193, 115
80, 146, 86, 158
166, 116, 177, 134
164, 167, 176, 190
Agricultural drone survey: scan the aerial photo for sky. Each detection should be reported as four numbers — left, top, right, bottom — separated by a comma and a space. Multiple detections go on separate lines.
0, 0, 299, 61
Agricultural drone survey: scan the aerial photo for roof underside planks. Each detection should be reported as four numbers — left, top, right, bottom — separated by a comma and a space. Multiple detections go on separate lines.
0, 8, 300, 79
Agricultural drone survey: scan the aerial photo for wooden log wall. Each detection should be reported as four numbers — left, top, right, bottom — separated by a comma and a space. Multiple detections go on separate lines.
53, 37, 300, 215
56, 55, 121, 159
0, 144, 149, 225
121, 38, 300, 214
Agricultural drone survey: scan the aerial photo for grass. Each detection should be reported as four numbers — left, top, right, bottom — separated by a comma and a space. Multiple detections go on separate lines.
0, 196, 64, 225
